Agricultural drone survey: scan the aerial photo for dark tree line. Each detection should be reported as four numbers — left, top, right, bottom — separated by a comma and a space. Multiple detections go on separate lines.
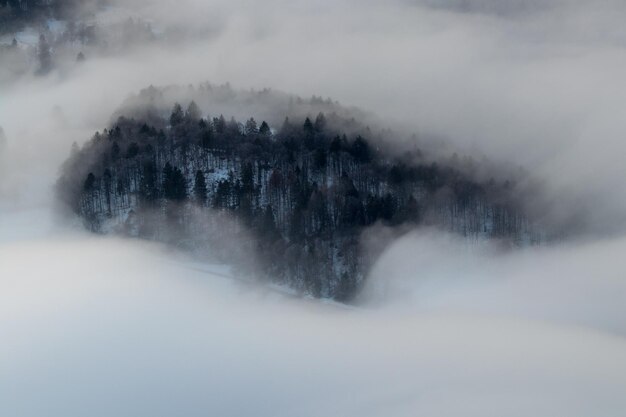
57, 102, 539, 301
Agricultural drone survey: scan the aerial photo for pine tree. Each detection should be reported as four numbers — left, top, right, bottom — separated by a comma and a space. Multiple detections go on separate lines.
163, 163, 187, 202
186, 101, 201, 121
314, 112, 326, 132
170, 103, 184, 126
244, 118, 258, 135
241, 162, 255, 193
350, 135, 370, 163
83, 172, 96, 192
213, 115, 226, 133
139, 161, 159, 207
111, 142, 120, 160
330, 136, 342, 153
200, 129, 213, 149
303, 117, 314, 133
259, 121, 271, 136
193, 170, 207, 205
279, 117, 292, 136
313, 148, 327, 169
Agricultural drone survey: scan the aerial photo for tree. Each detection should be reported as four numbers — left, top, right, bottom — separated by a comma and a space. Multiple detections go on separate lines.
186, 101, 201, 122
213, 115, 226, 133
279, 117, 292, 136
350, 135, 370, 163
259, 121, 271, 136
329, 136, 342, 153
380, 193, 396, 221
313, 148, 327, 169
303, 117, 314, 133
244, 118, 258, 135
83, 172, 96, 192
162, 163, 187, 201
111, 142, 120, 160
76, 51, 85, 62
227, 117, 240, 135
214, 179, 231, 209
140, 161, 159, 206
200, 129, 213, 149
388, 164, 406, 184
125, 142, 140, 159
259, 205, 279, 241
193, 170, 207, 205
170, 103, 184, 127
102, 168, 113, 215
314, 112, 326, 132
240, 162, 255, 194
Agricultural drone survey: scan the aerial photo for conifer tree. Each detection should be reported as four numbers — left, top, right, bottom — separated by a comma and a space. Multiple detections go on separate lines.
259, 121, 271, 136
244, 118, 258, 135
303, 117, 314, 133
186, 101, 201, 121
170, 103, 184, 126
193, 170, 207, 205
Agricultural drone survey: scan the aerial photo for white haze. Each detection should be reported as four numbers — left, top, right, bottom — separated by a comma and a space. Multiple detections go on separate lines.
2, 0, 626, 415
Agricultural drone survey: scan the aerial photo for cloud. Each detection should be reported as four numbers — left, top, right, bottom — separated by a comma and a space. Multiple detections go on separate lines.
361, 229, 626, 336
1, 225, 626, 417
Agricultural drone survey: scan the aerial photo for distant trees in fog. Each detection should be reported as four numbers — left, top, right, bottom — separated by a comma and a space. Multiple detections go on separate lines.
0, 1, 154, 81
57, 93, 538, 301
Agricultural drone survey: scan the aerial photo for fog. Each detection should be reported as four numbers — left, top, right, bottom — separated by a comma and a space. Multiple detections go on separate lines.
2, 224, 626, 416
2, 0, 626, 415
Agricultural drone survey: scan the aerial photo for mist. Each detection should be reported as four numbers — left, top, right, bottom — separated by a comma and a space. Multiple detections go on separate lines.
2, 0, 626, 415
2, 228, 626, 417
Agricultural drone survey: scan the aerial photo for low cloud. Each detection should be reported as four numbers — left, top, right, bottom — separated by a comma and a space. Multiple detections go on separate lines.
1, 225, 626, 417
361, 229, 626, 336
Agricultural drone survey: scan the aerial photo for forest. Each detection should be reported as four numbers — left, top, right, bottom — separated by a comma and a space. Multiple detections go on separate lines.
57, 86, 540, 301
0, 0, 153, 83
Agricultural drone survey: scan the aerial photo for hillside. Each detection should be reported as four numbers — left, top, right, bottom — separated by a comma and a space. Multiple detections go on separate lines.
57, 86, 539, 300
